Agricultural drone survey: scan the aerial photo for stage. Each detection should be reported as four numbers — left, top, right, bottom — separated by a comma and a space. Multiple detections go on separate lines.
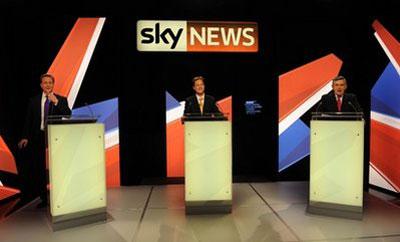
0, 182, 399, 242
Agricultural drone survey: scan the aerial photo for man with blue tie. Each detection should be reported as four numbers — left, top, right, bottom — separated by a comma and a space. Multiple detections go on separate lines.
18, 74, 71, 208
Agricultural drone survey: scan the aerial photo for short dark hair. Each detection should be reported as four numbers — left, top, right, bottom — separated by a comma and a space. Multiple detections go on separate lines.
40, 73, 55, 83
332, 75, 346, 83
192, 76, 205, 87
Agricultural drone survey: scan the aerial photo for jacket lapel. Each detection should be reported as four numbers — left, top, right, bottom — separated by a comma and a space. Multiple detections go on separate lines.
329, 93, 337, 112
193, 96, 201, 113
34, 94, 42, 122
342, 94, 348, 111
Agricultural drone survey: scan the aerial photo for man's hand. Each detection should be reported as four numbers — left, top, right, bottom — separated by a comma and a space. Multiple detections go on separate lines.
48, 93, 59, 106
18, 139, 28, 149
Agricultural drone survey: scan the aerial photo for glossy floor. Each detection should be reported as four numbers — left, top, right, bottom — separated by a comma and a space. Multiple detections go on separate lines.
0, 182, 399, 242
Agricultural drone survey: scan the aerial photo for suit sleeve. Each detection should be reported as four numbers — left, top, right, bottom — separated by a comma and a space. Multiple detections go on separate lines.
183, 97, 191, 115
351, 94, 363, 112
22, 99, 33, 139
54, 97, 71, 115
209, 96, 221, 114
317, 95, 326, 112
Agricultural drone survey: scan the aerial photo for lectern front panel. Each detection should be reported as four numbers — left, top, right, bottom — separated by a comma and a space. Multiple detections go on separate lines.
310, 120, 364, 208
48, 123, 106, 217
184, 121, 232, 203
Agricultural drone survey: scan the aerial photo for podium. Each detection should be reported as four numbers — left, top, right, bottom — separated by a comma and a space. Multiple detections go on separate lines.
47, 116, 107, 230
307, 112, 364, 219
183, 114, 232, 214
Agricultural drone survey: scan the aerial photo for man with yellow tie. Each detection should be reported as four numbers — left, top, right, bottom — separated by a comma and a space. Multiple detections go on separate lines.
183, 76, 221, 116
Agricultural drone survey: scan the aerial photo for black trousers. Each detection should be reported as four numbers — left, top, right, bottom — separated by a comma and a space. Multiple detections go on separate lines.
27, 131, 48, 203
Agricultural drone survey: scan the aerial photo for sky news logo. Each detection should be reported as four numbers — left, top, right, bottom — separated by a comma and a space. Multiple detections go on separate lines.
137, 20, 258, 52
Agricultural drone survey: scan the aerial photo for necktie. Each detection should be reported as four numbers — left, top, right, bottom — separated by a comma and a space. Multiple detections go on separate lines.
337, 96, 342, 112
199, 97, 204, 114
44, 96, 50, 125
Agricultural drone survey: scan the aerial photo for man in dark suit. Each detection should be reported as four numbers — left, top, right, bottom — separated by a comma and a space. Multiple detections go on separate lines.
184, 76, 221, 116
318, 76, 362, 113
18, 73, 71, 208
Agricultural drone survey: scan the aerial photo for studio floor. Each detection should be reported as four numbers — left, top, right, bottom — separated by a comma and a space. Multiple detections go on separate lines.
0, 182, 400, 242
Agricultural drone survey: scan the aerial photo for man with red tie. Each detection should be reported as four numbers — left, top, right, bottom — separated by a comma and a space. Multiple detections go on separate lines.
318, 76, 362, 113
18, 74, 71, 208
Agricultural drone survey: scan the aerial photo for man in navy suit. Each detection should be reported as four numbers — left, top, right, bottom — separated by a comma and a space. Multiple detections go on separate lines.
18, 74, 71, 208
318, 76, 362, 113
184, 76, 221, 116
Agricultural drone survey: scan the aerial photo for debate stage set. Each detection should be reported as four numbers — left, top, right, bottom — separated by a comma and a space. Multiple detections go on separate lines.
0, 1, 400, 241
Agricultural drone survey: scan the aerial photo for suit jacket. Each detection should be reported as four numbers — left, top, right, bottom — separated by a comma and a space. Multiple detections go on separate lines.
184, 94, 221, 115
22, 93, 71, 140
318, 91, 362, 113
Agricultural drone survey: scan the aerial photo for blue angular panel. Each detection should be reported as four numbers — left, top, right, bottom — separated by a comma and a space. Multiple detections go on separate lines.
279, 119, 310, 172
72, 98, 119, 132
371, 62, 400, 119
166, 91, 181, 111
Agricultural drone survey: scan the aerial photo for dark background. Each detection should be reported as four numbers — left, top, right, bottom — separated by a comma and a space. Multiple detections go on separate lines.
0, 0, 399, 197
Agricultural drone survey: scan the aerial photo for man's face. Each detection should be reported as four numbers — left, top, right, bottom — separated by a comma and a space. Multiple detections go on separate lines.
40, 76, 54, 94
332, 79, 347, 96
193, 79, 205, 95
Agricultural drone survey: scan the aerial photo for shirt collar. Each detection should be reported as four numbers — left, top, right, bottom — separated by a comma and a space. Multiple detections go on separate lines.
196, 93, 205, 99
42, 92, 54, 99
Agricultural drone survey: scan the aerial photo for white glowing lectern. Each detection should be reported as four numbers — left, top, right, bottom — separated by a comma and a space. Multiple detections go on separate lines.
183, 114, 232, 214
47, 116, 107, 230
308, 112, 364, 219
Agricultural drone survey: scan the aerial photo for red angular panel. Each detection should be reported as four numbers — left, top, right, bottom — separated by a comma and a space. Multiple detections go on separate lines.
370, 120, 400, 192
48, 18, 101, 97
106, 145, 120, 187
373, 20, 400, 69
0, 199, 19, 221
279, 54, 342, 121
166, 119, 185, 177
0, 136, 17, 174
0, 186, 20, 201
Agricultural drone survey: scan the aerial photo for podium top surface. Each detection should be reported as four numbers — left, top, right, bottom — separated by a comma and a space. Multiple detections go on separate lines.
311, 112, 364, 121
47, 115, 97, 124
182, 113, 228, 122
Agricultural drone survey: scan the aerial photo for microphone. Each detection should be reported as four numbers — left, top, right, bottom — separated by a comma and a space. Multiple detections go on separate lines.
348, 101, 358, 112
315, 101, 323, 113
85, 102, 95, 119
215, 102, 223, 115
185, 100, 193, 116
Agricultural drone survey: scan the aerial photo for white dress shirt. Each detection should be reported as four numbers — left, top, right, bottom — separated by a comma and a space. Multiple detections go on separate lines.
196, 93, 205, 104
40, 92, 57, 130
40, 92, 47, 130
335, 94, 343, 103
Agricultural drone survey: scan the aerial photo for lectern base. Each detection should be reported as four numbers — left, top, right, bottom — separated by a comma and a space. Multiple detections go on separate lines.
51, 207, 107, 231
185, 200, 232, 215
307, 202, 363, 220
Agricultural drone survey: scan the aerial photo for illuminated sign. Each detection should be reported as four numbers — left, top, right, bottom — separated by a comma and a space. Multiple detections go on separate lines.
137, 20, 258, 52
245, 100, 263, 115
